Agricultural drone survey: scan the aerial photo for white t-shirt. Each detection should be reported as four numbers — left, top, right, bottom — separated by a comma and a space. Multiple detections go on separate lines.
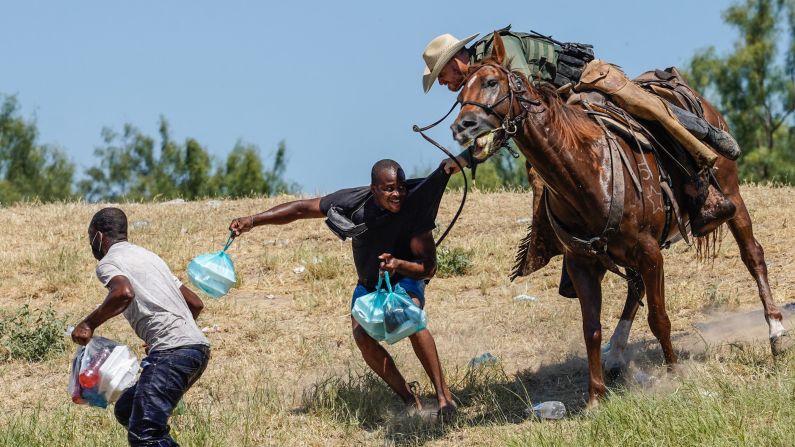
96, 241, 209, 352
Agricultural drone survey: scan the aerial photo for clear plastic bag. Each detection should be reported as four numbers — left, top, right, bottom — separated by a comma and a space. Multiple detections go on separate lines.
68, 336, 139, 408
188, 234, 236, 298
351, 272, 427, 344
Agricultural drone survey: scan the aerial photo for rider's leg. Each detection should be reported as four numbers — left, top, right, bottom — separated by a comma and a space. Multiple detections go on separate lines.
668, 104, 740, 161
575, 60, 736, 237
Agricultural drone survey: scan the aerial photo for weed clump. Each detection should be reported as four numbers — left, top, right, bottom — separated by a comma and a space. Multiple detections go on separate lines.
0, 304, 66, 362
437, 247, 474, 277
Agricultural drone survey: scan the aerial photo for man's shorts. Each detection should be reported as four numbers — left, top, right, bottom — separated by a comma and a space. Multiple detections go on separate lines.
351, 277, 426, 309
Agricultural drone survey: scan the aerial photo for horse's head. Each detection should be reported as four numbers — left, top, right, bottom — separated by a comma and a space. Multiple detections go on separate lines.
451, 33, 526, 161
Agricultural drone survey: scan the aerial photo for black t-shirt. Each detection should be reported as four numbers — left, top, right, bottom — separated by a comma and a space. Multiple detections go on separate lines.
319, 165, 451, 289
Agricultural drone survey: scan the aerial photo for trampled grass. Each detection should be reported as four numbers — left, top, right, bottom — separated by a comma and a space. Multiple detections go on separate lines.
0, 186, 794, 446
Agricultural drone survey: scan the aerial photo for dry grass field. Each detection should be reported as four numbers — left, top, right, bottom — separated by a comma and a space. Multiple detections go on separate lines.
1, 185, 794, 446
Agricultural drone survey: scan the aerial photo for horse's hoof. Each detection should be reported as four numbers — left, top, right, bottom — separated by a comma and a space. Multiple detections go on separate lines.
771, 331, 794, 357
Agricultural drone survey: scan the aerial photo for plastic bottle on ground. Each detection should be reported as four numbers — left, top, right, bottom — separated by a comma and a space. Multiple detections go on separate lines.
531, 401, 566, 419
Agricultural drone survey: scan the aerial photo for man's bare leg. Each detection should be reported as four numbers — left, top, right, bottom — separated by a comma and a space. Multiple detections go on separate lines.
407, 295, 456, 415
351, 318, 421, 409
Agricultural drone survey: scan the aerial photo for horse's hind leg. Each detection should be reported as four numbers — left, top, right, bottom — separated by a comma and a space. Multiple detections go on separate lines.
565, 255, 607, 408
638, 242, 677, 367
604, 269, 644, 378
725, 192, 791, 355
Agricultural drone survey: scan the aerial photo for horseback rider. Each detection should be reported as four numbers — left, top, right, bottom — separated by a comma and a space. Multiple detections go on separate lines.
421, 26, 739, 237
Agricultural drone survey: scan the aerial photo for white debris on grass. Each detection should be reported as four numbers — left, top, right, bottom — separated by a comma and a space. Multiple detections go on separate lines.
293, 265, 306, 274
201, 324, 222, 334
516, 217, 531, 225
160, 198, 185, 205
468, 352, 498, 368
131, 220, 150, 230
206, 200, 223, 208
513, 294, 537, 302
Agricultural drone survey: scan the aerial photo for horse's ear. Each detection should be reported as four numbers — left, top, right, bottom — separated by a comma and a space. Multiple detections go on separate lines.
491, 32, 506, 65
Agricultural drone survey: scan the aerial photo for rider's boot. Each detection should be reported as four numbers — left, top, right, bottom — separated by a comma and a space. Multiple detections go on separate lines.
684, 168, 737, 237
703, 125, 741, 161
669, 104, 741, 161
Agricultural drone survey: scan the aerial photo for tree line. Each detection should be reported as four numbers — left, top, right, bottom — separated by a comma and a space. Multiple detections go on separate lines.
0, 96, 295, 206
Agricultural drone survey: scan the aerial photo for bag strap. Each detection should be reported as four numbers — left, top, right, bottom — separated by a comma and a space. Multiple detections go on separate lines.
222, 232, 235, 252
378, 271, 393, 293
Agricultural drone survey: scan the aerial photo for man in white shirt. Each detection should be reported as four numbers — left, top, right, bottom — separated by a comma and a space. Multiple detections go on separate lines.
72, 207, 209, 447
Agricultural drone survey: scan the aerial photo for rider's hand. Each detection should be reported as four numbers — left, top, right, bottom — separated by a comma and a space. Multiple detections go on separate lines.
378, 253, 401, 276
229, 216, 255, 237
71, 321, 93, 346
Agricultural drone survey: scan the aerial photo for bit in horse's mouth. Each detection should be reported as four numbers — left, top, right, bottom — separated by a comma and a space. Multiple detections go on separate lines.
467, 129, 505, 161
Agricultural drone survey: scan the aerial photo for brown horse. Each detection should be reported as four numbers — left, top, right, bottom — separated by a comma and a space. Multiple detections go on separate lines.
450, 33, 789, 407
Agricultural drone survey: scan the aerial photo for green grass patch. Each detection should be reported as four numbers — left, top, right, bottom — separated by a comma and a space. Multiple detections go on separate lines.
436, 247, 474, 277
0, 304, 65, 362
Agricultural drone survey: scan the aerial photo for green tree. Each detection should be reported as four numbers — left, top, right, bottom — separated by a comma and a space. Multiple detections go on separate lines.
81, 118, 295, 201
687, 0, 795, 182
214, 140, 295, 198
0, 95, 75, 205
446, 149, 529, 191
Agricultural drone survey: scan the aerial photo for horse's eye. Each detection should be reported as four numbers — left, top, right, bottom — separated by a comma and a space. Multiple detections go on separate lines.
487, 79, 499, 88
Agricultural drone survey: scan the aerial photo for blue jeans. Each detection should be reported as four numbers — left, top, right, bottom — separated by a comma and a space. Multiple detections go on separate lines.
352, 277, 426, 309
114, 344, 210, 447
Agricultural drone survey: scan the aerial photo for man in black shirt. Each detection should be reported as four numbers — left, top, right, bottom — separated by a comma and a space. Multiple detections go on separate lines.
228, 157, 464, 417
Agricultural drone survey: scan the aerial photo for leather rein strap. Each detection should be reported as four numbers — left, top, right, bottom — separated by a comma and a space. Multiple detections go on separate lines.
412, 102, 468, 248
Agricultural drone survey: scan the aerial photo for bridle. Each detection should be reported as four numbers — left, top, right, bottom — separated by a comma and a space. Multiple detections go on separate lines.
411, 62, 542, 247
457, 62, 543, 140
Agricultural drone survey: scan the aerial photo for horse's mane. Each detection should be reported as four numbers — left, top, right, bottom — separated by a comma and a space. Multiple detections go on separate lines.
530, 81, 603, 149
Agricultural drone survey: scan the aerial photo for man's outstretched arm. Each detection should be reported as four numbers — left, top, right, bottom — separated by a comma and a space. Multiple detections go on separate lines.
71, 275, 135, 345
229, 197, 324, 237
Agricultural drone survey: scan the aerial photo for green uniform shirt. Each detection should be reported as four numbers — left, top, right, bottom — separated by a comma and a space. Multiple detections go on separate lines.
469, 34, 558, 84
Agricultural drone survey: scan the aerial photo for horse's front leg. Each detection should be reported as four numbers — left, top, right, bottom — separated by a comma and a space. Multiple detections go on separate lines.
565, 254, 607, 408
637, 240, 677, 367
604, 269, 644, 378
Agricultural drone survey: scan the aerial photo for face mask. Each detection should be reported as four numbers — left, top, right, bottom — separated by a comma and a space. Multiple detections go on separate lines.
90, 230, 104, 260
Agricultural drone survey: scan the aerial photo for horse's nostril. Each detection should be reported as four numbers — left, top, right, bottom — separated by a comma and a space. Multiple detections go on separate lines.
462, 119, 477, 129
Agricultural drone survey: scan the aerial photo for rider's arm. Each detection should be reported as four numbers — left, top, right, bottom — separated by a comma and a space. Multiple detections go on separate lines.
502, 35, 534, 79
230, 198, 324, 236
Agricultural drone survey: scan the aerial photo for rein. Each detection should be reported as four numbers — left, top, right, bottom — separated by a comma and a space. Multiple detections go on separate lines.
412, 103, 468, 247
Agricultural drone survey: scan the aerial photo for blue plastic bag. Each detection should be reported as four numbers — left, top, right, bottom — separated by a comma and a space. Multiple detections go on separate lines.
187, 234, 236, 298
351, 275, 389, 341
351, 272, 427, 344
383, 284, 427, 344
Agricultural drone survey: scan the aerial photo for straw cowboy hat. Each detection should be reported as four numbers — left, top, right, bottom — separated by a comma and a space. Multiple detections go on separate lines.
422, 32, 479, 93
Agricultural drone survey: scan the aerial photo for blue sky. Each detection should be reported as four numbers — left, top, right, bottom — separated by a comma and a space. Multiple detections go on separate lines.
0, 1, 736, 194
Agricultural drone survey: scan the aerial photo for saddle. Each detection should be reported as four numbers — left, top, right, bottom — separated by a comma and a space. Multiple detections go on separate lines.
510, 67, 704, 280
